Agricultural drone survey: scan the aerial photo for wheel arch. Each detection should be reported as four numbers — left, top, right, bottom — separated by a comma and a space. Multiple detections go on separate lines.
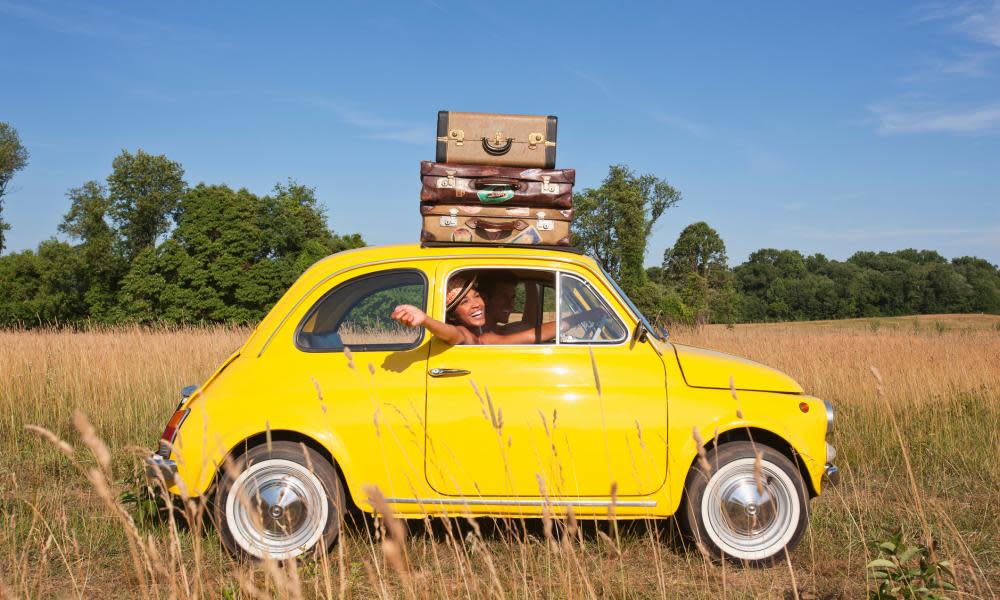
699, 427, 817, 499
214, 429, 361, 512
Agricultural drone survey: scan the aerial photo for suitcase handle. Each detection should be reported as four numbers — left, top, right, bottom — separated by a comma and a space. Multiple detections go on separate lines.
466, 218, 528, 240
470, 177, 525, 192
481, 136, 514, 156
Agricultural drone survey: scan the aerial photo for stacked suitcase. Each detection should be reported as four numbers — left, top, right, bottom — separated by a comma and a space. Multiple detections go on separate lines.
420, 111, 575, 247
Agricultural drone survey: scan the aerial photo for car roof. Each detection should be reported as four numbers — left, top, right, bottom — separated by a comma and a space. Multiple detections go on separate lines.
307, 243, 599, 277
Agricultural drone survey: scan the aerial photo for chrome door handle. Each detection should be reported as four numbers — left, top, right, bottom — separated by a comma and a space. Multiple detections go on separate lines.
429, 368, 471, 377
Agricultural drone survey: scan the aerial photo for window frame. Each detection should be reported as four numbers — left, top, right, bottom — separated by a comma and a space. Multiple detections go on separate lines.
441, 265, 630, 348
294, 268, 428, 354
557, 272, 629, 345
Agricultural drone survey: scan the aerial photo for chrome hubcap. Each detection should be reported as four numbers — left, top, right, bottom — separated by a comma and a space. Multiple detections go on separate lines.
226, 459, 329, 559
718, 476, 778, 536
702, 457, 799, 560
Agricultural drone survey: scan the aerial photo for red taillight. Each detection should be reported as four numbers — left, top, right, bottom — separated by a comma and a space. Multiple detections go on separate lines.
160, 408, 190, 445
799, 402, 810, 413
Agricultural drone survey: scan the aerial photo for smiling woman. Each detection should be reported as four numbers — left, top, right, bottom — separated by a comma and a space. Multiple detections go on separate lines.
389, 268, 607, 346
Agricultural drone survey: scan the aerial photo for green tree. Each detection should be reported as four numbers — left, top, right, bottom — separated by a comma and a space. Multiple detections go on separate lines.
0, 122, 29, 254
0, 241, 87, 325
663, 222, 738, 323
0, 250, 42, 324
645, 266, 666, 285
951, 257, 1000, 313
662, 221, 729, 286
242, 181, 364, 311
117, 181, 364, 324
572, 165, 681, 294
59, 181, 126, 319
107, 149, 187, 261
918, 262, 973, 313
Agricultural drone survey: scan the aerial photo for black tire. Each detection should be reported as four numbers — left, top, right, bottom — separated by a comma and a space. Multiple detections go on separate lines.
678, 441, 809, 566
215, 441, 345, 560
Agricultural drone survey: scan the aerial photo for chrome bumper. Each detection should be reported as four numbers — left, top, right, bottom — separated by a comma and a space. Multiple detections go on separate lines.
823, 463, 840, 486
144, 454, 177, 488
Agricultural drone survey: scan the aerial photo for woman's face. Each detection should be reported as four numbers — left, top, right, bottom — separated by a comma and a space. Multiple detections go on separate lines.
453, 288, 486, 327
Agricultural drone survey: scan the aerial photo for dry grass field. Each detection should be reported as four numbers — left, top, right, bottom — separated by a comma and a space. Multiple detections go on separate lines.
0, 315, 998, 599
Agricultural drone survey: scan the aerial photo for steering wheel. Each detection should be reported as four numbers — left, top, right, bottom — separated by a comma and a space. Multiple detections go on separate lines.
579, 312, 611, 342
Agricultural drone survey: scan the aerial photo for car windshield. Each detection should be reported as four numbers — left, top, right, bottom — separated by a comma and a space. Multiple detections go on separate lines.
598, 265, 666, 342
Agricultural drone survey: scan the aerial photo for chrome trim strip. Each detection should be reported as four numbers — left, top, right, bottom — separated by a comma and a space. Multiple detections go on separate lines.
555, 266, 562, 344
383, 497, 656, 507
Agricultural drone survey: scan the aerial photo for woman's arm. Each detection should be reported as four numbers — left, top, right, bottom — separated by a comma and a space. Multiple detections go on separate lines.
391, 304, 475, 345
480, 308, 603, 345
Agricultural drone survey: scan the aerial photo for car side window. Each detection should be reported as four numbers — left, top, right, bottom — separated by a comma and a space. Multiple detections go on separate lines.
297, 270, 426, 352
558, 273, 627, 344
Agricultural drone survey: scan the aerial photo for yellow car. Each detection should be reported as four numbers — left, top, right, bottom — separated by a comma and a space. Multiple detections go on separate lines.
146, 243, 838, 565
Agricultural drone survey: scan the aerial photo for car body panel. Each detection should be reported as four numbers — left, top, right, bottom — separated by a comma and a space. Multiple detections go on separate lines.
165, 243, 829, 517
672, 344, 804, 394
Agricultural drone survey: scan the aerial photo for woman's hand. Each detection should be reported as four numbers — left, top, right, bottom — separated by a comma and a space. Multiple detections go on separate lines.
391, 304, 426, 328
563, 308, 605, 328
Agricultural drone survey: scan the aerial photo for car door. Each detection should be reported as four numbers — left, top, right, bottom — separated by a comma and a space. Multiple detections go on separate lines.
424, 260, 668, 499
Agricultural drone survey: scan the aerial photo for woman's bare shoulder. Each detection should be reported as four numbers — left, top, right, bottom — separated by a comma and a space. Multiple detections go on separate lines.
453, 325, 480, 345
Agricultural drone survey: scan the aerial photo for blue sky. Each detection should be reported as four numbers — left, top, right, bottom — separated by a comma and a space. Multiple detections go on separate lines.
1, 1, 998, 265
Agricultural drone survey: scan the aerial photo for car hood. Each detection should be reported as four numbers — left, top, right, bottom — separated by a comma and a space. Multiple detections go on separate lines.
671, 343, 804, 394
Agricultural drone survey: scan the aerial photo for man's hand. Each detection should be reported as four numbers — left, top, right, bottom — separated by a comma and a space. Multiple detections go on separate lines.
391, 304, 426, 328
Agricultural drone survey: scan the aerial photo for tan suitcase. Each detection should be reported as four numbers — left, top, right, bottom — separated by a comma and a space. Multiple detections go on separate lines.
436, 111, 557, 168
420, 204, 572, 246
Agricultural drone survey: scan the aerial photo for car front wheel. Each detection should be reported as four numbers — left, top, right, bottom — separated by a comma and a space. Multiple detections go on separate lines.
215, 441, 345, 560
679, 441, 808, 566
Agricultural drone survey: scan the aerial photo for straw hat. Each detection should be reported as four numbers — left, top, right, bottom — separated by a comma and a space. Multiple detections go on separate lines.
445, 274, 477, 312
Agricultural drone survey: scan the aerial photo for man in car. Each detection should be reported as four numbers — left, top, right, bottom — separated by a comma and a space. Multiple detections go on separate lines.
477, 272, 538, 334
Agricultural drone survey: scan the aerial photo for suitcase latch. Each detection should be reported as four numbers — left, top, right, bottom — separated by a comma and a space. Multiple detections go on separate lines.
440, 208, 459, 228
535, 211, 554, 231
528, 132, 545, 149
541, 176, 557, 194
438, 170, 457, 190
448, 129, 465, 145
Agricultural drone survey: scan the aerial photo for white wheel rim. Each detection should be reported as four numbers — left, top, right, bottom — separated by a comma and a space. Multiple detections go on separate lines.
225, 458, 329, 560
701, 457, 800, 561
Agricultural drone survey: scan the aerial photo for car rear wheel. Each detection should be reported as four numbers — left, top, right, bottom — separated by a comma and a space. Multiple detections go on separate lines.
679, 441, 808, 566
215, 441, 345, 560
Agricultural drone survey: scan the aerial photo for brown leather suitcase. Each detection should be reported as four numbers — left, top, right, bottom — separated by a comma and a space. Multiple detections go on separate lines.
436, 111, 558, 168
420, 161, 574, 209
420, 204, 572, 246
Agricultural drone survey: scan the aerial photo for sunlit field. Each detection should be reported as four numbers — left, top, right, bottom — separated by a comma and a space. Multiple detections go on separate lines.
1, 315, 997, 598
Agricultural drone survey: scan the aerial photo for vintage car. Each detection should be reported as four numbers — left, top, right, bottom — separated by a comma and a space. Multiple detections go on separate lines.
146, 243, 838, 565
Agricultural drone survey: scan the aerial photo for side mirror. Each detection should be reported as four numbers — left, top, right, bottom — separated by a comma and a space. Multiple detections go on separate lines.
633, 321, 648, 343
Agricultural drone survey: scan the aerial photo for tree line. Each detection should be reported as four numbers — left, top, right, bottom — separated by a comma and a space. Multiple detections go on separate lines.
1, 121, 997, 328
571, 166, 1000, 325
0, 141, 362, 326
